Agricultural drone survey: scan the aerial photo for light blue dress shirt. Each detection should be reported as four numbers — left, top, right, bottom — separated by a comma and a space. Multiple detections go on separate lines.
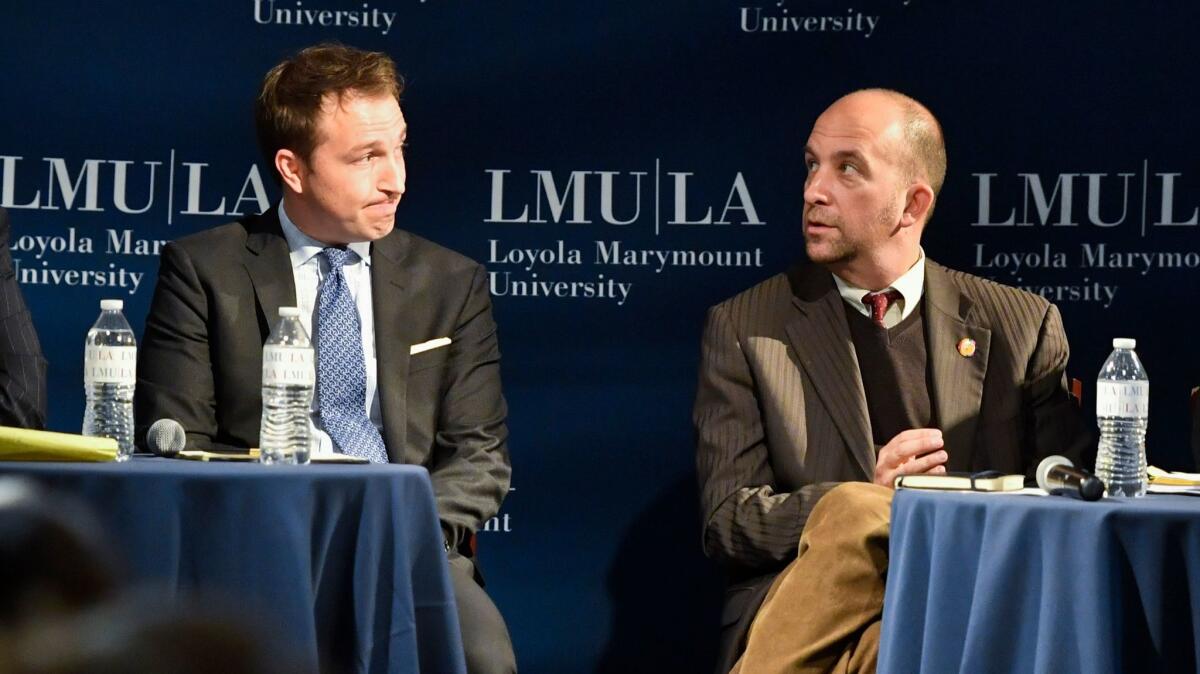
278, 201, 383, 455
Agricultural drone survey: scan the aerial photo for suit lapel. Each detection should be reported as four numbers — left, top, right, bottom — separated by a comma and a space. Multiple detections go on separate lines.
924, 261, 990, 470
783, 265, 874, 479
370, 230, 413, 458
242, 208, 297, 339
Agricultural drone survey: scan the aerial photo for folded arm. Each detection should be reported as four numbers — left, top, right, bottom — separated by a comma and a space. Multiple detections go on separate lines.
694, 303, 841, 571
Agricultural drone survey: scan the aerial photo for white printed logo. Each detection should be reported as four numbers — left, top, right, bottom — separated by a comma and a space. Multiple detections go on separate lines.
1096, 381, 1149, 418
263, 346, 315, 387
84, 346, 136, 385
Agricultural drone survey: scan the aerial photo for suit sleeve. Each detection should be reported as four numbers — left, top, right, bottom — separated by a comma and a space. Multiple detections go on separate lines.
0, 211, 47, 430
694, 303, 839, 571
428, 263, 511, 550
135, 242, 218, 450
1023, 302, 1093, 473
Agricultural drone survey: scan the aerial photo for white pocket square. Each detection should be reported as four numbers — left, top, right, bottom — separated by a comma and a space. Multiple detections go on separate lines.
410, 337, 451, 355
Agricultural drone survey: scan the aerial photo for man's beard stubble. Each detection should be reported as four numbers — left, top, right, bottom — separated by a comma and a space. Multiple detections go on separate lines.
803, 202, 901, 266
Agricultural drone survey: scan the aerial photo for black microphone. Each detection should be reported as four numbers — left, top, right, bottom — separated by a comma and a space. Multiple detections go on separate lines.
146, 419, 187, 458
1036, 455, 1104, 501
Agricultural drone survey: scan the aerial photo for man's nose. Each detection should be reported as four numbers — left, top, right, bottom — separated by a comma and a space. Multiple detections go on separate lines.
804, 174, 829, 206
378, 154, 406, 196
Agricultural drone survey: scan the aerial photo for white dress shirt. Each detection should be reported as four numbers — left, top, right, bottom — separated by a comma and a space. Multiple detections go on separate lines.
832, 248, 927, 329
278, 201, 383, 454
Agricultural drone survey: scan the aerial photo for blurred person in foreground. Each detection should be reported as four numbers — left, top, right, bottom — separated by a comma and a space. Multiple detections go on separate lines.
4, 594, 303, 674
0, 477, 116, 658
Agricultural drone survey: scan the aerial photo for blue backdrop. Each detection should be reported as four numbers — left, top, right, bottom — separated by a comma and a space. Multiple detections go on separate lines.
5, 2, 1200, 671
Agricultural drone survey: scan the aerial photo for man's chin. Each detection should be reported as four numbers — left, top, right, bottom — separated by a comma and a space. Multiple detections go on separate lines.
804, 242, 849, 266
362, 216, 396, 240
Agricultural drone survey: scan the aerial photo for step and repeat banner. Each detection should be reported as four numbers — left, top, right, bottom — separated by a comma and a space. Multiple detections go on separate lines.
5, 2, 1199, 671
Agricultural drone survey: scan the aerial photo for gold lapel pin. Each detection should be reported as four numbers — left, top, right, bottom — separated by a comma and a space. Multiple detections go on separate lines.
957, 338, 976, 358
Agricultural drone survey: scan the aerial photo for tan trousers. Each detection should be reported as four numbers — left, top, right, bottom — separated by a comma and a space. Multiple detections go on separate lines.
732, 482, 893, 674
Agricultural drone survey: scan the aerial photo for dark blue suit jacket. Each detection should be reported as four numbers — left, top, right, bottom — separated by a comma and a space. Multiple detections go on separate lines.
135, 208, 510, 551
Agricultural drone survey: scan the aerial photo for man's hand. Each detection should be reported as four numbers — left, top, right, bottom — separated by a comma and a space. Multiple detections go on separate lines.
874, 428, 947, 488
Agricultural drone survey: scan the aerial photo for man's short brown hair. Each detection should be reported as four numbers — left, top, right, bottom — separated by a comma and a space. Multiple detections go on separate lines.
254, 43, 404, 173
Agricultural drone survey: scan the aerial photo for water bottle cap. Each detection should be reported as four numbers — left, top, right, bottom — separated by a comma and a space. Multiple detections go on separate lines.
278, 307, 300, 318
100, 299, 124, 311
1112, 338, 1136, 349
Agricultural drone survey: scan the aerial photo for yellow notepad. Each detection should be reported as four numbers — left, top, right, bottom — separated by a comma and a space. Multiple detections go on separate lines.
1148, 466, 1200, 486
177, 449, 260, 462
0, 426, 118, 462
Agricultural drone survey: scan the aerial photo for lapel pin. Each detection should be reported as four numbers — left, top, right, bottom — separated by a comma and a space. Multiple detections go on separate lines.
957, 338, 976, 358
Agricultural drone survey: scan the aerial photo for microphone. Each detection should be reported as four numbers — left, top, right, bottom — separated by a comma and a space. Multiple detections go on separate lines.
1036, 455, 1104, 501
146, 419, 187, 458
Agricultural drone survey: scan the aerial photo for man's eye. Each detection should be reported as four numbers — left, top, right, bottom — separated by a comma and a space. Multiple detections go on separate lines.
840, 163, 858, 174
805, 159, 818, 172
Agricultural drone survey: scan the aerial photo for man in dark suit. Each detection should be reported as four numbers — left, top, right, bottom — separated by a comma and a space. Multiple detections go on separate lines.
0, 207, 47, 430
694, 89, 1090, 673
135, 44, 515, 674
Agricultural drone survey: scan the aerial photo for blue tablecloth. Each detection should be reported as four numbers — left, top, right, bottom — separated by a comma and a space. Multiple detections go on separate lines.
0, 458, 466, 674
880, 490, 1200, 674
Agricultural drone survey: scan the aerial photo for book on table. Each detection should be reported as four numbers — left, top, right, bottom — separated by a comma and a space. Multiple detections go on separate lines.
894, 471, 1026, 492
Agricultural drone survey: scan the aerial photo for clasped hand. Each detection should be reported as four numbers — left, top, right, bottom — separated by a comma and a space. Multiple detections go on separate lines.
874, 428, 947, 488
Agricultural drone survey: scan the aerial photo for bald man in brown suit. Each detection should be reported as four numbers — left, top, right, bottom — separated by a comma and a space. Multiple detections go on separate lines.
694, 90, 1090, 673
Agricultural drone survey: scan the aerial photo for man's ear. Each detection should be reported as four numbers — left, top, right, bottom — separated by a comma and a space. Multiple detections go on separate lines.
900, 182, 934, 229
275, 149, 305, 195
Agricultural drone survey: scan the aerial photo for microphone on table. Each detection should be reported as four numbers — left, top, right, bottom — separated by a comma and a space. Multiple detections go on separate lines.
1036, 455, 1105, 501
146, 419, 187, 458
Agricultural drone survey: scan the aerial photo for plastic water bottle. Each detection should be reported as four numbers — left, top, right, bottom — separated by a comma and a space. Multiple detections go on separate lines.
82, 299, 137, 461
259, 307, 314, 465
1095, 338, 1149, 497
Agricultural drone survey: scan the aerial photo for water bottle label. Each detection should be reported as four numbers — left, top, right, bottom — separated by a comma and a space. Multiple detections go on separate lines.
1096, 381, 1149, 417
263, 346, 315, 386
84, 346, 136, 384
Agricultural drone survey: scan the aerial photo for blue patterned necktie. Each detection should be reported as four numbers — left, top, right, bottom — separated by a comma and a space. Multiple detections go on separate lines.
316, 247, 389, 463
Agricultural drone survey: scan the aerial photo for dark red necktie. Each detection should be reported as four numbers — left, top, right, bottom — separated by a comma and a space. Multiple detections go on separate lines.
863, 289, 902, 327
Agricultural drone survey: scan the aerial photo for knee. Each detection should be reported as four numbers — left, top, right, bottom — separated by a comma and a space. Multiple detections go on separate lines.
462, 628, 516, 674
821, 482, 892, 511
451, 559, 517, 674
807, 482, 893, 533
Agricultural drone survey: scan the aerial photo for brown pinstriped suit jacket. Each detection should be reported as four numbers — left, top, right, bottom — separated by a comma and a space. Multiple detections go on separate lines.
694, 259, 1091, 577
0, 208, 46, 429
